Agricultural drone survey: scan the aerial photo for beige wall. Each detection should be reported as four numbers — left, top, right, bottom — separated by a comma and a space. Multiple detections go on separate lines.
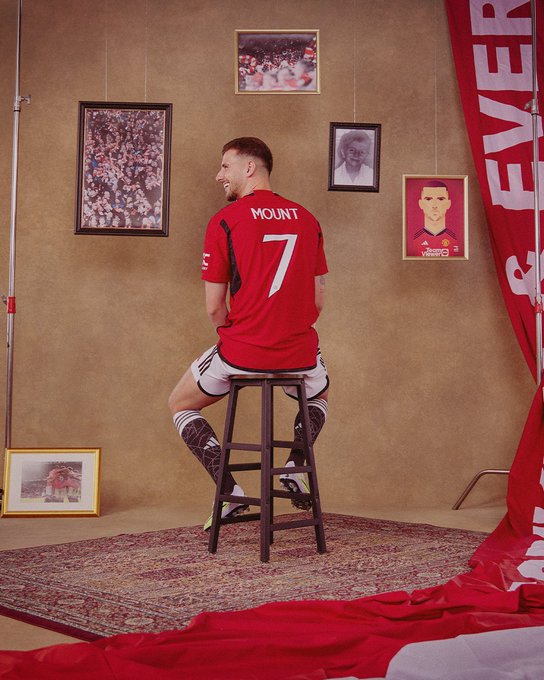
0, 0, 535, 517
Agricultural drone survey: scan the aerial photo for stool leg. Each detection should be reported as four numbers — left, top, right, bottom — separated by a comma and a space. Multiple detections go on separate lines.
208, 383, 239, 554
260, 380, 273, 562
269, 385, 275, 547
297, 382, 327, 554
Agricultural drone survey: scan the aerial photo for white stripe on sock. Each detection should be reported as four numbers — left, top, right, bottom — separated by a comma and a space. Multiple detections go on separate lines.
309, 398, 328, 418
173, 410, 202, 436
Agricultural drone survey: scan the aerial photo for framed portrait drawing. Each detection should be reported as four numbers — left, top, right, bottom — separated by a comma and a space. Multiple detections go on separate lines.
328, 123, 381, 192
402, 175, 469, 260
235, 30, 319, 93
1, 448, 101, 517
75, 102, 172, 236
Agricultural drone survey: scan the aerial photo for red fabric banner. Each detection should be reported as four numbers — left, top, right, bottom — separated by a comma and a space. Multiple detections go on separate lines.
445, 0, 544, 588
1, 581, 544, 679
1, 2, 544, 678
446, 0, 544, 378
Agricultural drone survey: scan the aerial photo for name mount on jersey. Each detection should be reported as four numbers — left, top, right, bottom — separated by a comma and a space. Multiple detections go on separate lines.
251, 207, 299, 220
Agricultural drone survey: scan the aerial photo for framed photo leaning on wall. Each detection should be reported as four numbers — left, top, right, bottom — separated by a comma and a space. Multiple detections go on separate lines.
328, 123, 381, 192
402, 175, 468, 260
235, 30, 319, 93
75, 102, 172, 236
1, 448, 101, 517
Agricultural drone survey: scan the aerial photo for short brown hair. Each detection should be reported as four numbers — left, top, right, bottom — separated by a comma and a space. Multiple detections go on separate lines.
222, 137, 273, 174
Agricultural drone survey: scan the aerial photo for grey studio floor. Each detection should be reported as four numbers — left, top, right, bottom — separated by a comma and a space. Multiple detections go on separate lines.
0, 497, 505, 654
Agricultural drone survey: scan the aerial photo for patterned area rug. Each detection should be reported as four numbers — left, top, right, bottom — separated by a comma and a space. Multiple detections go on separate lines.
0, 513, 487, 641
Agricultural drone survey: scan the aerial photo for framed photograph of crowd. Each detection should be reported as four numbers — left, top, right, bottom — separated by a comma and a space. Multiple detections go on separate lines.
328, 123, 381, 192
1, 448, 101, 517
235, 30, 319, 93
402, 175, 469, 260
75, 102, 172, 236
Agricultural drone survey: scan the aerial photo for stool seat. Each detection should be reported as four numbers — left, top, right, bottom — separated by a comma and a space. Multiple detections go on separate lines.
207, 374, 326, 562
230, 373, 305, 380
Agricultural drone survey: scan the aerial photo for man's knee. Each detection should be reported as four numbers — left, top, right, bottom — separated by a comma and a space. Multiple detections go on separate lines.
167, 389, 181, 415
168, 368, 196, 415
168, 369, 225, 414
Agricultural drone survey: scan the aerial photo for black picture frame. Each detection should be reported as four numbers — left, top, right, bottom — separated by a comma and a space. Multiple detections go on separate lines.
328, 122, 381, 193
75, 102, 172, 236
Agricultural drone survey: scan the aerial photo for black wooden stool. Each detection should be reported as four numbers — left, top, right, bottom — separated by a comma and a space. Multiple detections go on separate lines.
208, 374, 326, 562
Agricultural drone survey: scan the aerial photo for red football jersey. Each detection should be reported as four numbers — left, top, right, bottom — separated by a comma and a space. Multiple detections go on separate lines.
408, 227, 462, 257
201, 190, 328, 371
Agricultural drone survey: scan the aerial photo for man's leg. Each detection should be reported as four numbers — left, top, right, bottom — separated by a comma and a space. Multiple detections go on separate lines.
280, 350, 329, 510
280, 391, 328, 510
168, 366, 238, 494
286, 393, 328, 467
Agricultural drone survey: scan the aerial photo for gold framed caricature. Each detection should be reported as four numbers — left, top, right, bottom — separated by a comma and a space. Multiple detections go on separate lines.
402, 175, 469, 260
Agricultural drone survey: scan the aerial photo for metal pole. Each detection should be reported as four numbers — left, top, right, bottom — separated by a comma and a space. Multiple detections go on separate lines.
530, 0, 543, 384
4, 0, 30, 449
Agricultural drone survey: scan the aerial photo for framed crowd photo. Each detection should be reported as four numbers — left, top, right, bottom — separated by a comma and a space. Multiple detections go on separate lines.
328, 123, 381, 192
235, 30, 319, 93
75, 101, 172, 236
402, 175, 469, 260
1, 448, 101, 517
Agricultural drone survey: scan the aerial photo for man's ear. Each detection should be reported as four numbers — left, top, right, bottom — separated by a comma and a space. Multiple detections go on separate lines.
246, 159, 256, 176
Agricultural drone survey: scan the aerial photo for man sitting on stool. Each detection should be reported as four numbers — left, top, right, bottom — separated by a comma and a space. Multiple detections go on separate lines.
168, 137, 330, 530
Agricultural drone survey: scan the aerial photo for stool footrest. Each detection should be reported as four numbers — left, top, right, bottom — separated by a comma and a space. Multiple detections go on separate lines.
227, 463, 261, 472
226, 442, 262, 452
220, 512, 261, 525
225, 440, 301, 452
271, 518, 319, 532
219, 494, 261, 506
272, 489, 311, 501
272, 439, 300, 449
217, 513, 320, 533
271, 465, 312, 476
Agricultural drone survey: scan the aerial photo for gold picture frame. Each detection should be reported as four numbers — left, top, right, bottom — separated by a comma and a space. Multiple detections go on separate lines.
402, 175, 469, 260
235, 30, 320, 94
1, 448, 101, 517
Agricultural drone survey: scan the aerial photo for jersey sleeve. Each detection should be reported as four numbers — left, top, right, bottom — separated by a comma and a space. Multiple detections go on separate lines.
315, 224, 328, 276
201, 214, 230, 282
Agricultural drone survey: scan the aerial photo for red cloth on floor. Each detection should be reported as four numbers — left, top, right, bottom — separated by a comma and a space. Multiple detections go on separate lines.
1, 579, 544, 679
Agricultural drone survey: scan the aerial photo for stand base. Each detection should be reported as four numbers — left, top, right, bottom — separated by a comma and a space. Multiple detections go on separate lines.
452, 469, 509, 510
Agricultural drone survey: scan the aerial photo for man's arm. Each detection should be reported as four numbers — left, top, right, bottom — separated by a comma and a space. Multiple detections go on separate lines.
205, 281, 229, 328
315, 274, 326, 314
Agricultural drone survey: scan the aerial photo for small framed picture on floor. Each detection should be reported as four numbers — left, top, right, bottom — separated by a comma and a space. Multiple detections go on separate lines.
1, 448, 101, 517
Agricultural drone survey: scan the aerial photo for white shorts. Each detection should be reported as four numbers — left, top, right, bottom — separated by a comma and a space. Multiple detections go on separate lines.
191, 345, 329, 399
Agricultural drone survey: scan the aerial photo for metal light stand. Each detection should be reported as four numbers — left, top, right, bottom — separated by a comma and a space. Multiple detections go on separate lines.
0, 0, 30, 507
454, 0, 541, 509
530, 0, 543, 387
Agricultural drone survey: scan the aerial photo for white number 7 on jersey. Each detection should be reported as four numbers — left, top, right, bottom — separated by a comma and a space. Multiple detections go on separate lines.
262, 234, 298, 298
